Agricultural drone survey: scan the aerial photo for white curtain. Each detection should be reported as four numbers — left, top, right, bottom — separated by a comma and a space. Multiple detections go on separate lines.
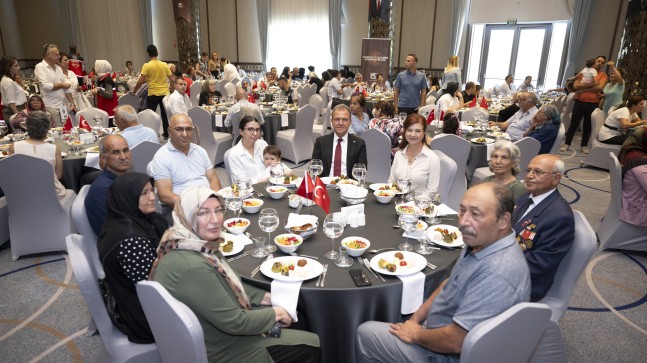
561, 0, 592, 84
328, 0, 341, 69
449, 0, 471, 57
257, 0, 270, 72
59, 0, 80, 50
267, 0, 331, 74
75, 0, 147, 74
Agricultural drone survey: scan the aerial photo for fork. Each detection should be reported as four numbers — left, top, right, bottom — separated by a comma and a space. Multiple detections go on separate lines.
427, 262, 437, 270
358, 257, 379, 280
363, 258, 385, 282
320, 264, 329, 287
251, 254, 273, 277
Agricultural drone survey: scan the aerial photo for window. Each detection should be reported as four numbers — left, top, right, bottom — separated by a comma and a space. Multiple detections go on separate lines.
266, 0, 331, 74
466, 22, 568, 90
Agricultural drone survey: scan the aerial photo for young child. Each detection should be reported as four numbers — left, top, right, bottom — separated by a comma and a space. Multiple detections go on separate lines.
259, 145, 294, 183
580, 58, 597, 85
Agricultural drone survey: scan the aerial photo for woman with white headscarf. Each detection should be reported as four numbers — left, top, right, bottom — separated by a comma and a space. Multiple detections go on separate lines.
150, 186, 321, 363
92, 60, 117, 116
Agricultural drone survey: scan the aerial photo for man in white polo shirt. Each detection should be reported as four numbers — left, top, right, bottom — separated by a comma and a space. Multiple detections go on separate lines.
34, 44, 77, 126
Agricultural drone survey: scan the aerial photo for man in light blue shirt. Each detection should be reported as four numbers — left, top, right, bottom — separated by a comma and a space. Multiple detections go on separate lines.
113, 105, 159, 148
394, 53, 427, 115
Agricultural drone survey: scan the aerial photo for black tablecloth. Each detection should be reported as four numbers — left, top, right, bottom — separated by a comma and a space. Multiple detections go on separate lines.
212, 109, 297, 145
228, 185, 461, 363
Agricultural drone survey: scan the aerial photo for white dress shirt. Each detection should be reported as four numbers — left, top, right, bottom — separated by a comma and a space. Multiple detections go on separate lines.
227, 139, 269, 183
388, 145, 440, 194
168, 90, 192, 115
34, 60, 71, 109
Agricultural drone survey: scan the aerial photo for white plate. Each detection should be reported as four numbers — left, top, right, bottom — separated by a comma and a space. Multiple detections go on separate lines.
369, 251, 427, 276
219, 237, 245, 256
369, 183, 403, 194
61, 152, 68, 158
425, 224, 465, 247
320, 176, 358, 188
260, 256, 323, 282
270, 177, 302, 187
216, 187, 254, 199
487, 132, 508, 138
471, 137, 495, 144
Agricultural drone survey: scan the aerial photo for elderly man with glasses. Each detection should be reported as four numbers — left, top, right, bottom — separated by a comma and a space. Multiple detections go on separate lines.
512, 154, 574, 302
147, 113, 221, 221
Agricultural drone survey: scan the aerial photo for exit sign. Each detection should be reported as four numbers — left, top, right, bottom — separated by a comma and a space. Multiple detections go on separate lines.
507, 19, 517, 25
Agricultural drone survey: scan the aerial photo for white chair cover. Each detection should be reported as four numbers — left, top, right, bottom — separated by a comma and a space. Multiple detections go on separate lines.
0, 154, 76, 260
514, 137, 541, 180
130, 141, 162, 174
597, 153, 647, 252
319, 86, 329, 109
461, 302, 551, 363
432, 150, 457, 206
548, 123, 566, 154
276, 104, 316, 164
223, 148, 234, 186
309, 94, 323, 124
559, 93, 576, 132
66, 234, 160, 362
137, 281, 208, 363
312, 100, 332, 142
361, 128, 392, 183
118, 93, 140, 111
582, 108, 621, 170
461, 107, 489, 122
188, 106, 233, 165
189, 82, 203, 106
431, 134, 470, 210
223, 83, 236, 99
162, 95, 172, 120
138, 109, 162, 137
77, 107, 109, 128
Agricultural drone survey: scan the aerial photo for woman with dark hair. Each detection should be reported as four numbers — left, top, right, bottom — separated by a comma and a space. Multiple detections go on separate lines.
9, 111, 65, 199
92, 60, 117, 116
198, 79, 223, 106
196, 52, 210, 79
151, 186, 320, 362
598, 95, 646, 145
388, 114, 440, 193
349, 93, 369, 135
428, 76, 441, 93
0, 56, 27, 125
368, 100, 401, 154
280, 66, 291, 80
226, 115, 268, 183
98, 172, 168, 343
441, 112, 460, 135
371, 73, 388, 92
524, 104, 562, 153
619, 127, 647, 165
436, 81, 464, 113
321, 71, 331, 87
60, 53, 90, 112
11, 94, 55, 131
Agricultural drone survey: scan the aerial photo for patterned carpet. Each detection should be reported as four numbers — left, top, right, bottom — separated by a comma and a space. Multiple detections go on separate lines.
0, 139, 645, 362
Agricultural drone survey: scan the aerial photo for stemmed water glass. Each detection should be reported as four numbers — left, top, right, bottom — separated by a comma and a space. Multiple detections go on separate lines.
225, 196, 242, 219
309, 159, 323, 179
397, 177, 411, 203
323, 213, 345, 260
416, 234, 434, 255
414, 188, 432, 216
258, 208, 279, 253
398, 214, 417, 251
398, 112, 407, 122
426, 192, 443, 225
352, 163, 367, 188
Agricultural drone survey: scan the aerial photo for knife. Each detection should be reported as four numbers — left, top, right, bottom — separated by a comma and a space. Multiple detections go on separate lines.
251, 254, 273, 277
359, 257, 379, 280
320, 264, 329, 287
289, 252, 318, 260
364, 258, 385, 282
226, 250, 251, 262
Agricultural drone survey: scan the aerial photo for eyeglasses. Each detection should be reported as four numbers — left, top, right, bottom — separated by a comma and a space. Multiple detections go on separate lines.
525, 169, 556, 177
173, 126, 194, 133
140, 187, 156, 196
245, 127, 261, 134
197, 208, 226, 218
332, 117, 350, 123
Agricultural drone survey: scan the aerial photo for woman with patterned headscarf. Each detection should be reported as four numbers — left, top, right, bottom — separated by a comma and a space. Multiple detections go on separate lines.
150, 186, 320, 363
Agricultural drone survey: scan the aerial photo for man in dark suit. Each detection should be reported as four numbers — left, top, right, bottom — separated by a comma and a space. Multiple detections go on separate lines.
312, 104, 367, 177
369, 0, 390, 21
512, 154, 575, 302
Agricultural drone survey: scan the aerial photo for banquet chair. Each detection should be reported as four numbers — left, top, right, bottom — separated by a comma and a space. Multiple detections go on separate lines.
0, 154, 76, 261
492, 85, 502, 96
527, 210, 596, 363
361, 128, 391, 183
0, 197, 9, 245
312, 100, 332, 142
559, 93, 576, 132
231, 78, 240, 85
66, 234, 161, 363
223, 83, 236, 99
77, 107, 109, 128
189, 82, 202, 106
548, 123, 566, 154
432, 150, 457, 207
130, 141, 162, 173
275, 104, 316, 164
138, 109, 162, 137
188, 107, 232, 166
460, 107, 489, 122
71, 185, 98, 245
298, 85, 311, 108
137, 281, 208, 363
118, 93, 141, 112
582, 108, 620, 170
319, 86, 329, 109
223, 148, 234, 186
471, 137, 541, 183
229, 111, 241, 147
430, 134, 470, 211
342, 86, 354, 98
214, 80, 223, 93
309, 94, 323, 124
597, 153, 647, 252
418, 104, 434, 118
461, 302, 551, 363
162, 96, 172, 120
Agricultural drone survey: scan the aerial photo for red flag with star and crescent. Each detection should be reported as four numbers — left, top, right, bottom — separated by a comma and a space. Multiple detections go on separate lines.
296, 173, 330, 213
78, 115, 92, 131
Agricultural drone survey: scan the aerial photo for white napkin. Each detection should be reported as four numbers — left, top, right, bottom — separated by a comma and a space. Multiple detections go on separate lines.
485, 142, 495, 161
280, 113, 289, 127
435, 203, 457, 217
215, 114, 223, 127
459, 122, 474, 133
221, 232, 253, 246
339, 184, 368, 198
340, 204, 365, 219
398, 272, 425, 314
285, 213, 318, 229
84, 152, 100, 169
271, 280, 302, 321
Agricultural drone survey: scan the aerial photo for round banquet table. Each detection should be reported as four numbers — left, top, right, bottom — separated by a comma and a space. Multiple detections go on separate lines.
228, 184, 462, 363
342, 97, 394, 112
210, 107, 297, 145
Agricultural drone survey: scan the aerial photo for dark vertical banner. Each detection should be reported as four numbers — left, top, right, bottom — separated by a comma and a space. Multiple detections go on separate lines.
172, 0, 191, 22
361, 38, 391, 83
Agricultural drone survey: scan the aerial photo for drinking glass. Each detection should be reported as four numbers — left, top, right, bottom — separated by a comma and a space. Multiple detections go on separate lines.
251, 237, 268, 258
92, 114, 103, 128
352, 163, 367, 188
398, 214, 417, 251
259, 208, 279, 253
0, 122, 7, 138
234, 173, 252, 196
426, 193, 442, 225
415, 234, 434, 255
397, 177, 411, 203
308, 159, 323, 179
335, 246, 353, 267
398, 112, 407, 122
269, 164, 285, 183
225, 196, 242, 218
414, 188, 432, 216
323, 213, 345, 259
